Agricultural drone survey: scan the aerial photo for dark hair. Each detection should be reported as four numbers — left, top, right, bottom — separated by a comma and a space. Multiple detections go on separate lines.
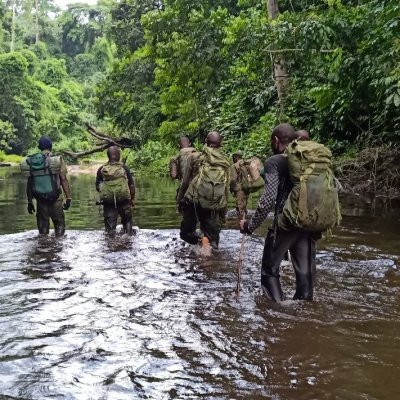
271, 123, 296, 144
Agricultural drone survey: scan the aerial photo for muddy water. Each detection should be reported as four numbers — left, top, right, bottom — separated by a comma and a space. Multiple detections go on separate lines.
0, 167, 400, 399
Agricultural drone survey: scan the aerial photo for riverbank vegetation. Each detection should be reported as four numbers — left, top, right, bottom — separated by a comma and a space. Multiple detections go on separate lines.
0, 0, 399, 193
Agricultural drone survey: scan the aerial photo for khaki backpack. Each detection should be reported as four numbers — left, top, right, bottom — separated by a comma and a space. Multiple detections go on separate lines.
99, 162, 131, 206
279, 140, 341, 232
239, 158, 265, 193
184, 146, 230, 210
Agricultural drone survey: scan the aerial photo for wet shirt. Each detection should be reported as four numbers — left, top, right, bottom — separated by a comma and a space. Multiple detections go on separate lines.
176, 151, 202, 203
248, 154, 292, 233
95, 164, 135, 188
171, 147, 197, 180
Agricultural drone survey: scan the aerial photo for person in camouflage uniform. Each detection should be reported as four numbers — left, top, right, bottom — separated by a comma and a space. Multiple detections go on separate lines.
25, 136, 72, 237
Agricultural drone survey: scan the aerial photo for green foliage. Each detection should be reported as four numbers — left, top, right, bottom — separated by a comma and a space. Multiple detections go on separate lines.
0, 150, 23, 163
99, 0, 399, 163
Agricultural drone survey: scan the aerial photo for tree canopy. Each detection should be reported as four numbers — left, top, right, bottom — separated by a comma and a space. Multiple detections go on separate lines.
0, 0, 399, 163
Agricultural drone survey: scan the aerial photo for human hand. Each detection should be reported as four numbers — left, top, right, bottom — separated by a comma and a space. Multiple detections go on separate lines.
177, 198, 188, 214
131, 199, 135, 208
27, 202, 35, 214
63, 198, 72, 210
239, 219, 252, 235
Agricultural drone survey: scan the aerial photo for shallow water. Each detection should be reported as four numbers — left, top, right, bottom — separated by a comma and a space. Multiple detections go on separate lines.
0, 167, 399, 399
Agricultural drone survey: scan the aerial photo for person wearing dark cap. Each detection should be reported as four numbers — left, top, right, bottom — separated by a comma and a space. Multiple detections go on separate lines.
21, 135, 72, 236
177, 131, 230, 250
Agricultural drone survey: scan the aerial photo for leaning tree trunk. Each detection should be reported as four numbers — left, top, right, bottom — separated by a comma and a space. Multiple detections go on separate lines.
267, 0, 289, 115
61, 124, 135, 161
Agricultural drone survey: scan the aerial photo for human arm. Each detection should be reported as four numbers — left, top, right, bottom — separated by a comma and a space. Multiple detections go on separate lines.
177, 157, 193, 203
26, 177, 35, 214
95, 167, 103, 192
230, 164, 238, 194
59, 158, 71, 209
241, 158, 281, 233
26, 177, 33, 203
124, 165, 136, 207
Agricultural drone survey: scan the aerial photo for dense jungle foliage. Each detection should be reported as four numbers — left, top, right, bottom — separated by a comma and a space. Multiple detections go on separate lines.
0, 0, 399, 177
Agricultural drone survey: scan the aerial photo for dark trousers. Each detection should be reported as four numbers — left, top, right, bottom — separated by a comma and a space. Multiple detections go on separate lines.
103, 201, 132, 234
261, 228, 317, 302
36, 199, 65, 236
180, 202, 224, 248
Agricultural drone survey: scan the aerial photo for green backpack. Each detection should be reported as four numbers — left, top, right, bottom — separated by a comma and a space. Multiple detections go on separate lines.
99, 162, 131, 205
21, 153, 61, 201
279, 140, 341, 232
184, 146, 230, 210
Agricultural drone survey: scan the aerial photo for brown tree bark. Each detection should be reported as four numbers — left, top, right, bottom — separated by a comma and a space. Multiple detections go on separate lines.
61, 125, 135, 161
267, 0, 289, 114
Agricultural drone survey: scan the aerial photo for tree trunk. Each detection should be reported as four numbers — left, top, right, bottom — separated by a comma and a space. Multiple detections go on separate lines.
35, 0, 39, 44
61, 125, 136, 161
11, 0, 16, 51
267, 0, 289, 114
267, 0, 279, 19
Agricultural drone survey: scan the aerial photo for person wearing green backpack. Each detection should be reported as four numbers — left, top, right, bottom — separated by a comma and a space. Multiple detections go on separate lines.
240, 123, 341, 302
21, 136, 72, 237
95, 146, 136, 235
177, 131, 230, 250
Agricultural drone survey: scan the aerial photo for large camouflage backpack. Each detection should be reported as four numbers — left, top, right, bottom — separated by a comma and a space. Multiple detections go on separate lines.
279, 140, 341, 232
99, 162, 131, 206
239, 158, 265, 193
20, 153, 61, 201
169, 147, 198, 180
184, 146, 230, 210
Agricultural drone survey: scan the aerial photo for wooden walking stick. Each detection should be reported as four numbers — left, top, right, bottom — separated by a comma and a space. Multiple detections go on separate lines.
236, 233, 246, 297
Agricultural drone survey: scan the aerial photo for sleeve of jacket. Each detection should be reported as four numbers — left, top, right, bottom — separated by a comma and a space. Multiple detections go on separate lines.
247, 158, 280, 232
177, 156, 193, 203
225, 163, 231, 204
230, 164, 238, 194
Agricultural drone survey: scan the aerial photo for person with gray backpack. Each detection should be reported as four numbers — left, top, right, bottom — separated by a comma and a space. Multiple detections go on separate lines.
240, 123, 341, 302
20, 136, 72, 237
177, 131, 230, 250
95, 146, 136, 235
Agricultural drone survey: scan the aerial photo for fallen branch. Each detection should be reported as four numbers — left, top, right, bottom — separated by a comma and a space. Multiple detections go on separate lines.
61, 124, 135, 161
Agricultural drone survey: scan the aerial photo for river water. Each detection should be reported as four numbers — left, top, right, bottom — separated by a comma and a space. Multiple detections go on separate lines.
0, 166, 399, 399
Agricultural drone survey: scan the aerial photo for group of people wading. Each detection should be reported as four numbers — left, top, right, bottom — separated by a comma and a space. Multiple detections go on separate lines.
21, 123, 341, 302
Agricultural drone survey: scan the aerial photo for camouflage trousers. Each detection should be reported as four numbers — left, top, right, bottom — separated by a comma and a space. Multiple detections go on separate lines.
234, 190, 249, 219
36, 199, 65, 236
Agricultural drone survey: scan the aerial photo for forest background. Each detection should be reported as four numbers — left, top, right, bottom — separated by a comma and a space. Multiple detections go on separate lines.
0, 0, 399, 191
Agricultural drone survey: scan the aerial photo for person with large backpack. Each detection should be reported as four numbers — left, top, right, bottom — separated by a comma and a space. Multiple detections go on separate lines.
230, 152, 264, 219
240, 124, 341, 302
95, 146, 136, 235
169, 137, 200, 202
177, 131, 230, 250
169, 137, 199, 182
20, 136, 72, 237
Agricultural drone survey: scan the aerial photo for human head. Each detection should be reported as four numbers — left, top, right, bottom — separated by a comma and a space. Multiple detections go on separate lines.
270, 123, 296, 154
178, 137, 191, 149
295, 129, 310, 141
107, 145, 121, 162
38, 136, 52, 151
205, 131, 222, 148
232, 152, 242, 163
